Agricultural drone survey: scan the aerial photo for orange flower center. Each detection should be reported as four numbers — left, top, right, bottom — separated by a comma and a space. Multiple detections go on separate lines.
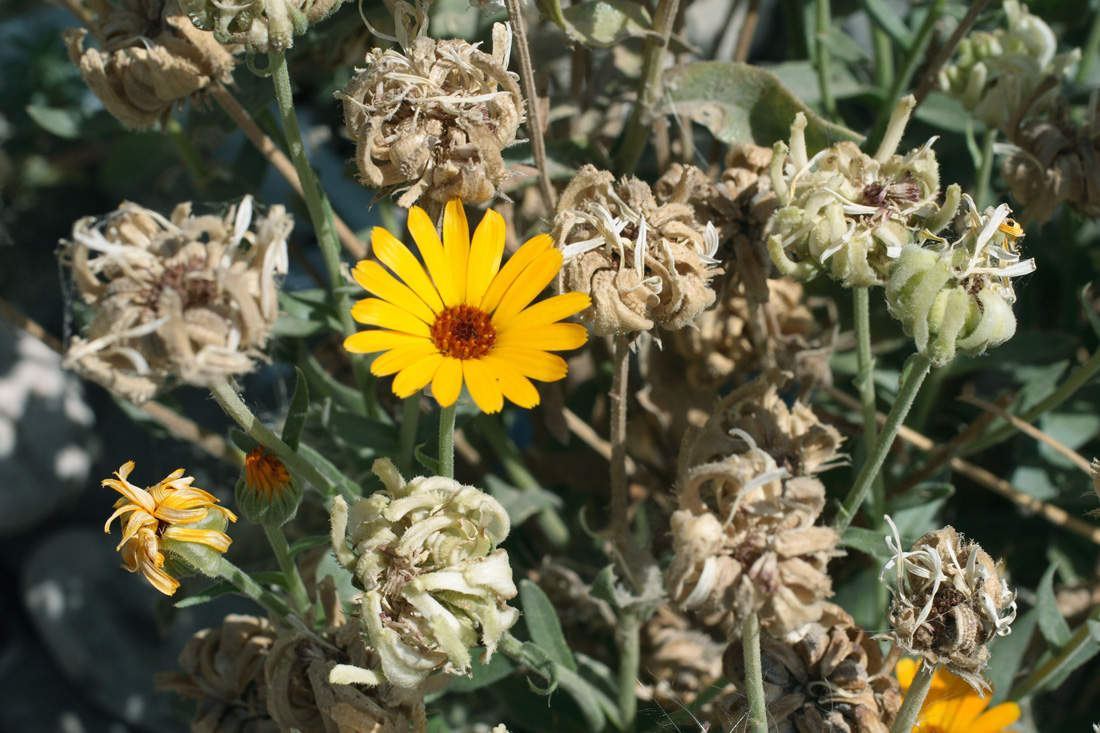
430, 304, 496, 360
245, 447, 291, 496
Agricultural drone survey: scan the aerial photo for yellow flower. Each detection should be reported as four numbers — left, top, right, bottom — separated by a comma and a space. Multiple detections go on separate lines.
896, 658, 1021, 733
103, 461, 236, 595
344, 199, 591, 413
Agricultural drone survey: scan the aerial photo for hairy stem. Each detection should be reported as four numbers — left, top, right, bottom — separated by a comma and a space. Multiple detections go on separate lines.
506, 0, 556, 212
743, 612, 767, 733
836, 353, 933, 532
618, 609, 641, 732
890, 660, 935, 733
853, 286, 885, 522
439, 403, 457, 479
609, 334, 631, 544
614, 0, 681, 175
814, 0, 838, 121
263, 524, 312, 614
215, 556, 294, 619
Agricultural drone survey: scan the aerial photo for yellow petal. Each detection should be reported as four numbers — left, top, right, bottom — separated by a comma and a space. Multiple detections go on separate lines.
371, 341, 441, 377
101, 478, 156, 513
496, 323, 589, 351
482, 354, 539, 408
969, 703, 1021, 733
444, 199, 470, 304
489, 347, 568, 382
407, 206, 459, 306
344, 330, 430, 354
467, 209, 505, 307
462, 358, 504, 413
497, 291, 591, 331
140, 561, 180, 595
371, 227, 445, 312
351, 298, 431, 337
392, 352, 445, 398
491, 248, 563, 328
163, 526, 232, 552
480, 234, 553, 314
352, 260, 437, 324
431, 357, 464, 407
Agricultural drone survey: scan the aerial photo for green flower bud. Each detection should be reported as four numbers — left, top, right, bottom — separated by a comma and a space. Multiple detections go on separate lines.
329, 458, 518, 688
161, 504, 233, 579
234, 447, 302, 527
181, 0, 347, 52
886, 196, 1034, 367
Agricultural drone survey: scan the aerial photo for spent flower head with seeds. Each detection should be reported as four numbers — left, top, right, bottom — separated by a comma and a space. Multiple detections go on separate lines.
885, 195, 1034, 367
64, 0, 237, 130
344, 199, 589, 413
337, 6, 523, 207
879, 517, 1017, 693
329, 458, 519, 688
61, 196, 289, 404
103, 461, 236, 595
768, 97, 961, 288
180, 0, 346, 52
554, 164, 719, 337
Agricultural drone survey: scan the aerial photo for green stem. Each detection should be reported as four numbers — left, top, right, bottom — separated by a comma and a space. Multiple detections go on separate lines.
964, 345, 1100, 456
814, 0, 838, 121
398, 396, 421, 477
1077, 6, 1100, 83
835, 353, 933, 532
263, 524, 312, 614
742, 612, 767, 733
478, 416, 569, 548
613, 0, 681, 175
618, 609, 641, 733
439, 403, 457, 479
890, 660, 935, 733
974, 127, 997, 210
609, 334, 630, 544
867, 9, 895, 91
853, 286, 885, 522
210, 380, 340, 498
214, 556, 294, 619
165, 118, 210, 185
1008, 602, 1100, 701
266, 50, 378, 418
867, 0, 945, 150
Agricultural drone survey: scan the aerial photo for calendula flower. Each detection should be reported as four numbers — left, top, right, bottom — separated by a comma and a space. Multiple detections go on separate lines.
895, 658, 1021, 732
344, 199, 591, 413
103, 461, 236, 595
235, 446, 301, 527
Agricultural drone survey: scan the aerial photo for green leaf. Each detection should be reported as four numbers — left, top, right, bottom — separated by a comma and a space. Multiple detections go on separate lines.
558, 665, 611, 731
989, 609, 1037, 704
766, 60, 868, 105
298, 442, 361, 498
287, 535, 333, 558
174, 572, 286, 608
1082, 285, 1100, 340
519, 580, 577, 672
886, 483, 954, 513
446, 648, 516, 692
25, 104, 106, 138
484, 474, 563, 527
271, 313, 326, 338
415, 443, 441, 475
1037, 560, 1072, 650
862, 0, 914, 48
1026, 619, 1100, 694
839, 526, 889, 562
560, 0, 652, 47
281, 367, 310, 451
229, 428, 260, 454
278, 289, 344, 334
662, 62, 863, 155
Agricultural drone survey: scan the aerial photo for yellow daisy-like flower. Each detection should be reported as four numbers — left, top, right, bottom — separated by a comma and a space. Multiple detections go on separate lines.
103, 461, 237, 596
896, 658, 1021, 733
344, 199, 591, 413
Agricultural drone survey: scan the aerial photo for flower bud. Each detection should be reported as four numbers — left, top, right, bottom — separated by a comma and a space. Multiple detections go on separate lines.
330, 458, 518, 688
886, 196, 1033, 366
235, 447, 302, 527
181, 0, 346, 52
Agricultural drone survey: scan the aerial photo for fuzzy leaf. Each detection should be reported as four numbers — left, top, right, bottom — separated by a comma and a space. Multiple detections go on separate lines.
281, 367, 310, 451
989, 609, 1037, 704
1037, 560, 1072, 650
229, 428, 259, 454
520, 580, 577, 672
174, 572, 286, 608
414, 443, 442, 475
557, 665, 611, 731
484, 474, 563, 527
886, 483, 954, 513
663, 62, 863, 154
862, 0, 913, 47
839, 526, 890, 562
561, 0, 652, 47
446, 648, 516, 692
287, 535, 333, 558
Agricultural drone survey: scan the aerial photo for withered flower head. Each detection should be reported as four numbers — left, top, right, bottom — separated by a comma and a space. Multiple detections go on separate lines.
641, 606, 729, 719
337, 9, 523, 208
719, 604, 902, 733
768, 98, 960, 288
554, 164, 719, 336
61, 196, 290, 404
64, 0, 237, 130
666, 374, 843, 637
180, 0, 347, 52
879, 517, 1017, 693
330, 458, 519, 688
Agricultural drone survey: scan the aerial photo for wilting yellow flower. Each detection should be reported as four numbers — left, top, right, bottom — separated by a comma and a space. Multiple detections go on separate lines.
895, 658, 1021, 733
345, 199, 591, 413
103, 461, 236, 595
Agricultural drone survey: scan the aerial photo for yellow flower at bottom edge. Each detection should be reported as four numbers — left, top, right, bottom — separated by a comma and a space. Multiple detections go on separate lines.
344, 199, 591, 414
896, 658, 1021, 733
103, 461, 236, 595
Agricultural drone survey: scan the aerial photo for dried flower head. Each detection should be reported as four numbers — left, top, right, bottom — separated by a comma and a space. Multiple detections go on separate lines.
62, 197, 290, 404
180, 0, 346, 52
885, 195, 1034, 367
64, 0, 236, 130
768, 97, 960, 288
880, 517, 1017, 693
1000, 99, 1100, 223
330, 458, 519, 688
719, 604, 902, 733
103, 460, 236, 595
894, 658, 1021, 733
338, 9, 523, 207
667, 374, 843, 637
939, 0, 1080, 131
641, 606, 728, 716
554, 164, 719, 336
